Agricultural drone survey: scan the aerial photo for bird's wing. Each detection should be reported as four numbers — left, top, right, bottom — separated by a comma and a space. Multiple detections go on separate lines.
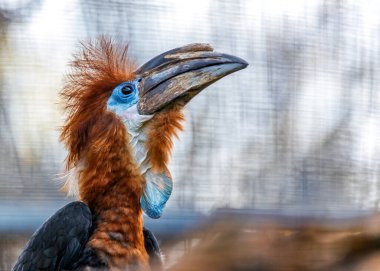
12, 201, 92, 271
143, 227, 163, 270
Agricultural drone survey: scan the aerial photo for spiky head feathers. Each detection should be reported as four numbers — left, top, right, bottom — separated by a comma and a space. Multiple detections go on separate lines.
60, 37, 135, 169
60, 37, 184, 204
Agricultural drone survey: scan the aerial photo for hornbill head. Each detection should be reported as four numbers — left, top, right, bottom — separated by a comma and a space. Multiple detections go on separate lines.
61, 37, 247, 219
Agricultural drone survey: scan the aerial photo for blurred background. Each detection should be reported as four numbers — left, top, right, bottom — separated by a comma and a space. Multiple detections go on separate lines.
1, 0, 380, 270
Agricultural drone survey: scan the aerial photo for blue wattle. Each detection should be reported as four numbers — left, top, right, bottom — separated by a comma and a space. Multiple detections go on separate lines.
140, 170, 173, 219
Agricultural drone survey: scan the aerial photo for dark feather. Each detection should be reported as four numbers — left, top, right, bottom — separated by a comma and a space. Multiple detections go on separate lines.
12, 202, 92, 271
143, 227, 163, 270
71, 228, 162, 270
12, 201, 162, 271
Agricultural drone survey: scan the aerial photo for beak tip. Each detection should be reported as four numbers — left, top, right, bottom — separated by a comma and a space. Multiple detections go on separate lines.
228, 58, 249, 74
239, 61, 249, 69
231, 55, 249, 69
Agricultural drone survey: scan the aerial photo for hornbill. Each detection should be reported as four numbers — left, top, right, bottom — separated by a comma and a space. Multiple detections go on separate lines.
11, 37, 248, 271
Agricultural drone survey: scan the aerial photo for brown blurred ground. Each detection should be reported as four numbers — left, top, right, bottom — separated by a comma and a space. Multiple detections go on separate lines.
168, 213, 380, 271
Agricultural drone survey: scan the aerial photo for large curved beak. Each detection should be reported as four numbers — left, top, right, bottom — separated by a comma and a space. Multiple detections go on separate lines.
136, 43, 248, 115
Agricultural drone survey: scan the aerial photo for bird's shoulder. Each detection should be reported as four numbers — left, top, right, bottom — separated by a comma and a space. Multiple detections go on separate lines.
12, 201, 92, 271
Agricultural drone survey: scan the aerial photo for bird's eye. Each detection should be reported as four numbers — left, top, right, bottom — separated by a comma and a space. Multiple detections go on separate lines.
121, 85, 133, 96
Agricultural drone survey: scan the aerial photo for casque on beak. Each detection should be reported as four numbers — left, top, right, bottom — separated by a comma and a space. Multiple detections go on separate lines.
135, 43, 248, 115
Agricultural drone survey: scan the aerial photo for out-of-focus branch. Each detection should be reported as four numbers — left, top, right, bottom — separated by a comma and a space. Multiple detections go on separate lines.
168, 211, 380, 271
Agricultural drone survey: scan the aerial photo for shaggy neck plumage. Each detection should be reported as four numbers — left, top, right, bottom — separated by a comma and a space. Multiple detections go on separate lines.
76, 112, 148, 268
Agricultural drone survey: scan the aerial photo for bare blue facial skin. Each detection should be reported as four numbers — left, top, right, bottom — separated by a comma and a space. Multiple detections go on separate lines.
107, 79, 172, 219
107, 80, 140, 113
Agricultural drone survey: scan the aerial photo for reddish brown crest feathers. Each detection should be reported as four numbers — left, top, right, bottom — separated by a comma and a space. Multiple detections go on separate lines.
60, 36, 136, 170
60, 36, 184, 180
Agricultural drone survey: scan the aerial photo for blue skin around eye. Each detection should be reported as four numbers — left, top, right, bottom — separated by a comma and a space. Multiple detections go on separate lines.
107, 80, 140, 112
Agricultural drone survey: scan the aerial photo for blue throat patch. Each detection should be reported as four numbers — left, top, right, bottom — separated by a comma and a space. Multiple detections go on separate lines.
140, 169, 173, 219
